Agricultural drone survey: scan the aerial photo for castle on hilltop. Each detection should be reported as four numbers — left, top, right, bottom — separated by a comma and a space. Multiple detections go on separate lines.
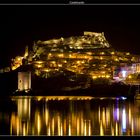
11, 31, 140, 81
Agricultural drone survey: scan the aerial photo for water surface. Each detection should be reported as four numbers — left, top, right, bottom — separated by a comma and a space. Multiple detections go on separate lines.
0, 96, 140, 136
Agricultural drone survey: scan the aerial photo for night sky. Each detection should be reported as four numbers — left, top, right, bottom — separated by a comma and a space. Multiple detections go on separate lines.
0, 5, 140, 67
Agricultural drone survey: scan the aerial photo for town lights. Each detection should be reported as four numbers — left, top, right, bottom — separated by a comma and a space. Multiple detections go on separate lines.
128, 75, 132, 79
100, 52, 105, 55
77, 61, 80, 64
105, 75, 110, 78
48, 53, 52, 56
92, 75, 110, 79
101, 71, 105, 74
17, 58, 21, 61
58, 54, 64, 58
36, 65, 42, 68
92, 76, 97, 79
126, 52, 130, 55
122, 70, 127, 78
115, 58, 119, 61
100, 57, 103, 60
9, 31, 140, 83
36, 61, 43, 64
43, 69, 49, 72
58, 64, 62, 67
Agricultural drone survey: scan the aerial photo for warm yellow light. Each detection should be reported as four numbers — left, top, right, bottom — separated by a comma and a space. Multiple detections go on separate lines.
101, 52, 105, 55
106, 75, 110, 78
23, 124, 26, 136
48, 53, 52, 56
87, 52, 92, 55
45, 109, 49, 126
100, 57, 103, 60
37, 114, 41, 134
58, 54, 64, 57
92, 76, 97, 79
126, 52, 130, 55
58, 64, 62, 67
51, 61, 55, 64
77, 61, 80, 64
100, 121, 104, 136
17, 58, 21, 61
68, 121, 71, 136
128, 75, 132, 79
111, 52, 115, 55
36, 61, 43, 64
37, 65, 42, 68
77, 46, 82, 49
43, 69, 49, 72
37, 97, 42, 101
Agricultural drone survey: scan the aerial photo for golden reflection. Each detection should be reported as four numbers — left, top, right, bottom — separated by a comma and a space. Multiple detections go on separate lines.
58, 115, 61, 136
98, 106, 100, 123
52, 118, 54, 136
115, 122, 118, 136
18, 98, 31, 121
84, 120, 87, 136
60, 122, 63, 136
9, 97, 140, 136
131, 118, 134, 135
68, 121, 71, 136
88, 120, 91, 136
100, 121, 104, 136
129, 107, 131, 124
16, 116, 20, 135
48, 123, 51, 136
35, 111, 41, 135
10, 97, 32, 136
81, 117, 84, 135
23, 124, 26, 136
77, 117, 80, 136
10, 113, 21, 135
111, 124, 114, 136
102, 108, 105, 126
106, 108, 110, 124
45, 108, 49, 126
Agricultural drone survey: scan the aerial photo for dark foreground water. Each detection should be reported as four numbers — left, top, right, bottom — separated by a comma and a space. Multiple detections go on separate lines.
0, 96, 140, 136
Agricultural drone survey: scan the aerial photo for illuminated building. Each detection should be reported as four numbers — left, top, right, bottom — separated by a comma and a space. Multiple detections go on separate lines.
18, 72, 31, 92
10, 31, 140, 81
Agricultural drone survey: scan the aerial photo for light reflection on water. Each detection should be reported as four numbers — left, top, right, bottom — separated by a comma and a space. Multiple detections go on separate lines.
1, 96, 140, 136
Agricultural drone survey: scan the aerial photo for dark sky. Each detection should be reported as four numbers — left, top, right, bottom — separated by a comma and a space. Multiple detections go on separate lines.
0, 5, 140, 67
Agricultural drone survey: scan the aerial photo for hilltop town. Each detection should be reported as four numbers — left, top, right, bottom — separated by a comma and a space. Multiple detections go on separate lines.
10, 31, 140, 82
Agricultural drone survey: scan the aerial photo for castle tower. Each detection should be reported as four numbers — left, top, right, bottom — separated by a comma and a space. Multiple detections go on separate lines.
18, 72, 31, 92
